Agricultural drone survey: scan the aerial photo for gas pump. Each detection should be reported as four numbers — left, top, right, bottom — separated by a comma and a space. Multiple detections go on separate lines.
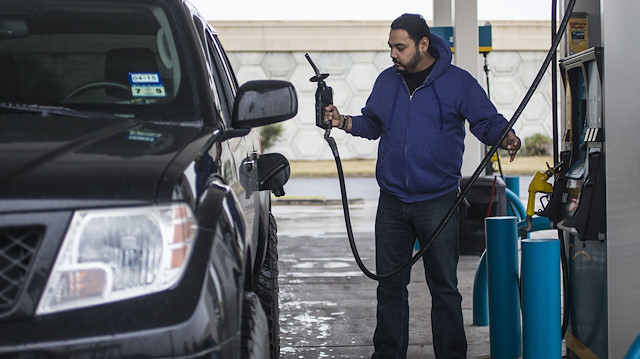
557, 47, 608, 359
534, 0, 640, 356
534, 12, 609, 357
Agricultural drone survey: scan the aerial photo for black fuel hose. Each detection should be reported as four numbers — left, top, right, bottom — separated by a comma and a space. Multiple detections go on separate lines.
326, 0, 578, 281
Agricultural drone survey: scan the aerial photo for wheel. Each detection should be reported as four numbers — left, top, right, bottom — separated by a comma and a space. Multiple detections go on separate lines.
255, 213, 280, 358
64, 81, 130, 100
240, 292, 269, 359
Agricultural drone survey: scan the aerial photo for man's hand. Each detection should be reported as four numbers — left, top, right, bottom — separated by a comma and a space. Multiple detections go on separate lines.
502, 131, 521, 162
323, 104, 343, 128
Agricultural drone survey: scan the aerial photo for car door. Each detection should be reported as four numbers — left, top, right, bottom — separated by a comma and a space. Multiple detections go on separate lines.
195, 16, 260, 246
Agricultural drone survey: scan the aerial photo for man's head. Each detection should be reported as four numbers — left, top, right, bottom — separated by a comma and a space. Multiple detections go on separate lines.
391, 13, 431, 45
388, 13, 434, 74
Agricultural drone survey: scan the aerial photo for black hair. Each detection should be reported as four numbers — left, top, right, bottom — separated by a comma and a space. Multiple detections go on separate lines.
390, 13, 431, 45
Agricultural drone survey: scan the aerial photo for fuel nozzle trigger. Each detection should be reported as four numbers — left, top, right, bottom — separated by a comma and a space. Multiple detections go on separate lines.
305, 53, 333, 130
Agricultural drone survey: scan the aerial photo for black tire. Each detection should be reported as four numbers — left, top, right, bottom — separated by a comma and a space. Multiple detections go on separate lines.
240, 292, 269, 359
255, 213, 280, 358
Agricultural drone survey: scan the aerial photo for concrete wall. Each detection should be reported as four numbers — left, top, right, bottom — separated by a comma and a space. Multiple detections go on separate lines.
213, 20, 556, 160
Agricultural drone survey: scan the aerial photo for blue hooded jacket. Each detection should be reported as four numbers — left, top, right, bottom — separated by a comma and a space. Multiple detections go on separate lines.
349, 33, 510, 203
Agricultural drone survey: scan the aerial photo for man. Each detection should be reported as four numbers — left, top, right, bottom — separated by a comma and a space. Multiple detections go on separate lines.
323, 13, 521, 358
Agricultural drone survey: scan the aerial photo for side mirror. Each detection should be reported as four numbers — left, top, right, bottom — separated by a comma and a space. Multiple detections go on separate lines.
232, 80, 297, 129
257, 153, 290, 197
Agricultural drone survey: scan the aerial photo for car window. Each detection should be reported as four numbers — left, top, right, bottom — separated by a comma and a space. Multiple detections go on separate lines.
208, 32, 238, 101
191, 15, 231, 127
205, 30, 234, 127
0, 0, 196, 121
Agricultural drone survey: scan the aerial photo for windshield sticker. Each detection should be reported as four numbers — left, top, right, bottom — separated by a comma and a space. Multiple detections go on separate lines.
127, 130, 163, 142
129, 72, 166, 97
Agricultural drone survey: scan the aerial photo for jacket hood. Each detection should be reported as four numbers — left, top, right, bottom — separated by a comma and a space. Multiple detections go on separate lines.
385, 33, 452, 131
0, 115, 203, 211
425, 33, 453, 85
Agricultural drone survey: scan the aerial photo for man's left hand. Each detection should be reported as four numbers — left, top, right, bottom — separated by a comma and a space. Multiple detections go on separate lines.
502, 131, 521, 162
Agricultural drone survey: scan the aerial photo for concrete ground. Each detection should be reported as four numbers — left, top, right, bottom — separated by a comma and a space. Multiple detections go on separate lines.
274, 201, 495, 358
272, 176, 560, 358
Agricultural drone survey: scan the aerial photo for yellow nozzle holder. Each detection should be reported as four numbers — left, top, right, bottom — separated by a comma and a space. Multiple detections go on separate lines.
525, 162, 562, 217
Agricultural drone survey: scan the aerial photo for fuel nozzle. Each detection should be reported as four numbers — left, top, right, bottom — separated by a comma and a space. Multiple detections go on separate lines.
305, 53, 333, 130
522, 162, 562, 238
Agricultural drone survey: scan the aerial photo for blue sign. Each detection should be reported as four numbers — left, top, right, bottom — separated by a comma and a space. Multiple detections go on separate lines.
430, 25, 493, 53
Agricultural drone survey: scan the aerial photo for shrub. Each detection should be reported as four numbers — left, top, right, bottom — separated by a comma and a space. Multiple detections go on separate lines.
259, 123, 284, 150
523, 133, 552, 156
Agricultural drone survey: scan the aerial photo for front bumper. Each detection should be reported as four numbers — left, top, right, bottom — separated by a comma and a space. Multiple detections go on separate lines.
0, 291, 239, 358
0, 220, 241, 359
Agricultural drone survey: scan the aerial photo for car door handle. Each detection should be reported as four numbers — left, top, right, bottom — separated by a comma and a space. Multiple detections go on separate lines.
244, 159, 256, 172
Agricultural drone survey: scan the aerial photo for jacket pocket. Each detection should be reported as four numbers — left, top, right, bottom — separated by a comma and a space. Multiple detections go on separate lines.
407, 149, 455, 195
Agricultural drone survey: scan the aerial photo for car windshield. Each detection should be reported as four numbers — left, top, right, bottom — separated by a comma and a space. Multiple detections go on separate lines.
0, 0, 197, 122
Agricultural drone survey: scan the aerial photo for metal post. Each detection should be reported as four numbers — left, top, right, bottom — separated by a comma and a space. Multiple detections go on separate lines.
486, 216, 521, 359
521, 239, 561, 359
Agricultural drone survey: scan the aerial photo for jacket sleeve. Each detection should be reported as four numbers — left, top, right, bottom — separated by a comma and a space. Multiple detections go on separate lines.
348, 78, 385, 140
350, 107, 382, 140
460, 81, 510, 146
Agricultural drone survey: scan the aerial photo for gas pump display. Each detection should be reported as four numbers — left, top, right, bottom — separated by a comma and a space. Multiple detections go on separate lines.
557, 47, 605, 241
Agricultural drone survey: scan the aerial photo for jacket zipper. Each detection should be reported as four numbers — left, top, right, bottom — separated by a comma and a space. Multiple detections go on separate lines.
404, 82, 429, 193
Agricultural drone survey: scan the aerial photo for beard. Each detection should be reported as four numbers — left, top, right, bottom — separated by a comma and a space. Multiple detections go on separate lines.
394, 49, 423, 74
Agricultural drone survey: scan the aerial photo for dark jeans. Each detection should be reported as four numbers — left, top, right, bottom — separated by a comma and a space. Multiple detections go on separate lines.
372, 190, 467, 359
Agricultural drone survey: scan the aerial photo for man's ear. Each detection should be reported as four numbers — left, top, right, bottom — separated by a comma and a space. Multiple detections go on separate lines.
419, 36, 430, 54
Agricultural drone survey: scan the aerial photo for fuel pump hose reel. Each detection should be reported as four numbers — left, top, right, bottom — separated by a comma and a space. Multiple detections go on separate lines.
305, 0, 576, 281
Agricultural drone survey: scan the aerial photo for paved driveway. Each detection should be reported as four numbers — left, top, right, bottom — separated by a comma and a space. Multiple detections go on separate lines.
273, 201, 492, 358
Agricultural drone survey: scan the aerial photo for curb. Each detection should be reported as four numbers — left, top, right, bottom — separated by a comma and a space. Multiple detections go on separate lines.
272, 197, 365, 205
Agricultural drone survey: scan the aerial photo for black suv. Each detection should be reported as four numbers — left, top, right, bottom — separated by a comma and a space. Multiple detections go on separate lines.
0, 1, 297, 358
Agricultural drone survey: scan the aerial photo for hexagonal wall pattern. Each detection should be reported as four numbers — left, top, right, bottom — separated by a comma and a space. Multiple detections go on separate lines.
235, 65, 267, 85
317, 53, 353, 78
260, 53, 296, 80
488, 52, 521, 75
346, 64, 379, 92
229, 50, 556, 160
491, 76, 523, 107
521, 93, 550, 123
373, 52, 393, 72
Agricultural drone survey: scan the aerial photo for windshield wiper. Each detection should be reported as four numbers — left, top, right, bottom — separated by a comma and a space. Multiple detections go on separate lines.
0, 102, 118, 119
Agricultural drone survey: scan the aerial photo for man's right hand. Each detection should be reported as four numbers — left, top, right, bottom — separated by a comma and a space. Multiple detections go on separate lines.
323, 104, 343, 128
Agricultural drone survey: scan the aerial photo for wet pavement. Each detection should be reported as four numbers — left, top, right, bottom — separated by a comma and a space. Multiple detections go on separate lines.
273, 201, 491, 358
272, 176, 556, 358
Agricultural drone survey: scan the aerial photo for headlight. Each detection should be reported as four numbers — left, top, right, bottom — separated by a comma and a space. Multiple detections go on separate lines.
37, 203, 196, 315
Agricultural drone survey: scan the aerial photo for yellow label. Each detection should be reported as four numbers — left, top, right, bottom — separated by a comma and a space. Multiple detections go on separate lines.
569, 14, 589, 55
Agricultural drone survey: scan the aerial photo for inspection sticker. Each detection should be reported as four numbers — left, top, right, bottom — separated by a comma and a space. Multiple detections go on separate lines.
127, 130, 163, 142
129, 72, 166, 97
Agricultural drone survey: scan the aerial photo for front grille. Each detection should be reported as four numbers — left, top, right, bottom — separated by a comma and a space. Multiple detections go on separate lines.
0, 226, 43, 314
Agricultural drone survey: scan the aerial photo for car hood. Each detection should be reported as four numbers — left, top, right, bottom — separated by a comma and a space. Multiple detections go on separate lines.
0, 115, 204, 212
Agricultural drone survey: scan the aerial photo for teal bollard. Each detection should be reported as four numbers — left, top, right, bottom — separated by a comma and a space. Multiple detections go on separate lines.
624, 334, 640, 359
473, 189, 529, 327
505, 176, 520, 197
472, 251, 489, 326
486, 216, 521, 359
505, 176, 521, 217
505, 188, 526, 220
522, 239, 561, 359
